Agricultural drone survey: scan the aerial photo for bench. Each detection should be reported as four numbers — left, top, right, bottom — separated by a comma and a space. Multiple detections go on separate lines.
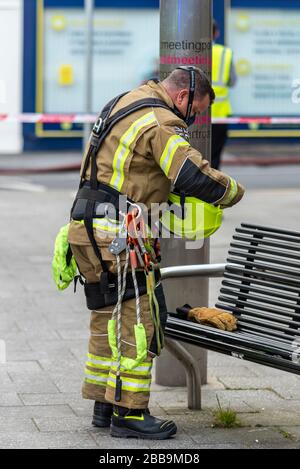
161, 223, 300, 408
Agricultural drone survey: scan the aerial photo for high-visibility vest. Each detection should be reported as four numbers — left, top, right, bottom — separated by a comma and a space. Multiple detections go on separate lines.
212, 44, 233, 118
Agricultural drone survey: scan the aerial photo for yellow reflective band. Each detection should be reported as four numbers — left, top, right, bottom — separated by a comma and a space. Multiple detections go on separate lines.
86, 361, 111, 370
87, 353, 111, 361
107, 374, 151, 393
85, 378, 107, 387
160, 135, 190, 177
110, 366, 152, 377
110, 112, 157, 191
85, 369, 108, 378
84, 369, 108, 386
86, 353, 112, 370
222, 178, 238, 205
125, 414, 145, 421
86, 353, 152, 375
73, 218, 154, 238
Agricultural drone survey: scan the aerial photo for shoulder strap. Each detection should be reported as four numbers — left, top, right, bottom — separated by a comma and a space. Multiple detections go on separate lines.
81, 98, 173, 183
80, 91, 128, 188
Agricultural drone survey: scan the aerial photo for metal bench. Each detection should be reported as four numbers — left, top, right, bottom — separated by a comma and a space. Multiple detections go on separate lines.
161, 223, 300, 408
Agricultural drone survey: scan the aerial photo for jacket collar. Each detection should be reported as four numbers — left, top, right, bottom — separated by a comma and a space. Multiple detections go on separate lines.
146, 80, 175, 109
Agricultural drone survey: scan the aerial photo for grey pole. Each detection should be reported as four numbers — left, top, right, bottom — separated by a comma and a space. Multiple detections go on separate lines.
156, 0, 213, 387
83, 0, 94, 151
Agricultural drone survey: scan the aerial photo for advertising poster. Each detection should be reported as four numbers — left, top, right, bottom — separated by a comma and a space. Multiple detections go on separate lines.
227, 8, 300, 116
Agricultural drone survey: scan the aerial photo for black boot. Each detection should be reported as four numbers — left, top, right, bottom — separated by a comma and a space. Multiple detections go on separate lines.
92, 401, 113, 428
110, 406, 177, 440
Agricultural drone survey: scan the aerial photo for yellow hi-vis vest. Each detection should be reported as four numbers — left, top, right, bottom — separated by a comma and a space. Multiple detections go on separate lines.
212, 44, 233, 118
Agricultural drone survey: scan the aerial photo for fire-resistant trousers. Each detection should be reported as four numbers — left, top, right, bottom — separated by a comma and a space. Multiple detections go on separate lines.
70, 243, 167, 409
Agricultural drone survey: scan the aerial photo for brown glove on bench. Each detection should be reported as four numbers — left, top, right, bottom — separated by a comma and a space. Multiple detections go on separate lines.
187, 307, 237, 331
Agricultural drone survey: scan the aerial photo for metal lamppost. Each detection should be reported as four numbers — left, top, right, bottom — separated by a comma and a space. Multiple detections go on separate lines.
156, 0, 213, 389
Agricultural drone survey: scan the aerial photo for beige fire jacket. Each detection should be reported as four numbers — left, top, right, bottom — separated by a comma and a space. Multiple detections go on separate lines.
69, 79, 244, 245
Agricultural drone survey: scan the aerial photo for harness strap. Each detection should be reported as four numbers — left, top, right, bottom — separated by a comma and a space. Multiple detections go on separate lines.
76, 183, 135, 209
80, 98, 172, 183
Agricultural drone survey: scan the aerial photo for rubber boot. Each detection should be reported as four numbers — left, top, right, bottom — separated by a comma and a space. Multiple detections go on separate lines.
92, 401, 113, 428
110, 406, 177, 440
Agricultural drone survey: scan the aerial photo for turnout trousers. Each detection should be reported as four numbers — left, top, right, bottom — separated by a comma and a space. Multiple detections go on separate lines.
70, 243, 167, 410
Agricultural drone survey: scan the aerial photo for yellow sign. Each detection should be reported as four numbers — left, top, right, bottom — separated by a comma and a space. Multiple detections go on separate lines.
58, 64, 74, 86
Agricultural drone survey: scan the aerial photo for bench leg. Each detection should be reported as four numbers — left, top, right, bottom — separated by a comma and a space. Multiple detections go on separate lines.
165, 338, 202, 410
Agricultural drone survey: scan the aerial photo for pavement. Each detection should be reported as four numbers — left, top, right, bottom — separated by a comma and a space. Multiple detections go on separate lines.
0, 158, 300, 449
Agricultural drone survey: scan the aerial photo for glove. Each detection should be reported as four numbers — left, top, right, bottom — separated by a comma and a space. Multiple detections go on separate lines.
187, 307, 237, 331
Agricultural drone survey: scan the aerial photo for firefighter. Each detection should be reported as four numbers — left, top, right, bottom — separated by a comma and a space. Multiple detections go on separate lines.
68, 66, 245, 440
211, 20, 237, 170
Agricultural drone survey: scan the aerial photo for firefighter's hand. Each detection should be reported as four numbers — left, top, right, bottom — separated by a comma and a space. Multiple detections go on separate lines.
187, 307, 237, 331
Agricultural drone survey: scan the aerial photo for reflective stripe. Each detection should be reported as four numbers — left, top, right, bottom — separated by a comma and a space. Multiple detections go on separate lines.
74, 218, 120, 233
86, 353, 152, 375
86, 360, 111, 370
84, 369, 108, 386
110, 112, 157, 191
110, 364, 152, 377
107, 374, 151, 392
85, 368, 108, 379
92, 218, 121, 233
85, 378, 107, 387
160, 135, 190, 177
222, 178, 238, 205
87, 353, 111, 363
74, 218, 154, 238
86, 354, 112, 370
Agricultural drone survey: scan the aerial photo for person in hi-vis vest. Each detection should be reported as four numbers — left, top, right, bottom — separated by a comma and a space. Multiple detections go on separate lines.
211, 20, 237, 170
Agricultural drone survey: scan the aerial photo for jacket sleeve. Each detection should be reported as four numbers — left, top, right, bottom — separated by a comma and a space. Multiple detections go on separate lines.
149, 124, 245, 208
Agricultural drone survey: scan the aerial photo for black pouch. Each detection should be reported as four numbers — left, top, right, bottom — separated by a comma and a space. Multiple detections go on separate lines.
84, 282, 106, 310
84, 272, 148, 311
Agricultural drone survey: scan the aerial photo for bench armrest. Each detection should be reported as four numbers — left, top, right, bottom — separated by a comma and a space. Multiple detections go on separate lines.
160, 263, 226, 281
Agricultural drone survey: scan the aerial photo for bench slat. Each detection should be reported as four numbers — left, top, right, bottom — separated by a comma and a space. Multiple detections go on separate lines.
236, 227, 300, 244
225, 265, 300, 287
223, 273, 300, 295
222, 279, 300, 302
217, 295, 300, 330
228, 249, 300, 271
232, 234, 300, 253
241, 223, 300, 238
226, 257, 300, 280
230, 242, 300, 261
219, 287, 300, 314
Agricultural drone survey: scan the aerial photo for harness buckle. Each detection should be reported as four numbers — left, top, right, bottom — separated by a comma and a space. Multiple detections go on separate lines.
93, 117, 104, 135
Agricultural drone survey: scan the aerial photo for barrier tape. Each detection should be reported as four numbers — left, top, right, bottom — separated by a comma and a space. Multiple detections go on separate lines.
0, 114, 300, 125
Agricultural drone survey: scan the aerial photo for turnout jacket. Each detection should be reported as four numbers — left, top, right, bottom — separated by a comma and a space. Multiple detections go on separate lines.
69, 79, 244, 246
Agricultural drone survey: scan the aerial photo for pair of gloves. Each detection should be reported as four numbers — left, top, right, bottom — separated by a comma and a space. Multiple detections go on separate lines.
177, 305, 237, 331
